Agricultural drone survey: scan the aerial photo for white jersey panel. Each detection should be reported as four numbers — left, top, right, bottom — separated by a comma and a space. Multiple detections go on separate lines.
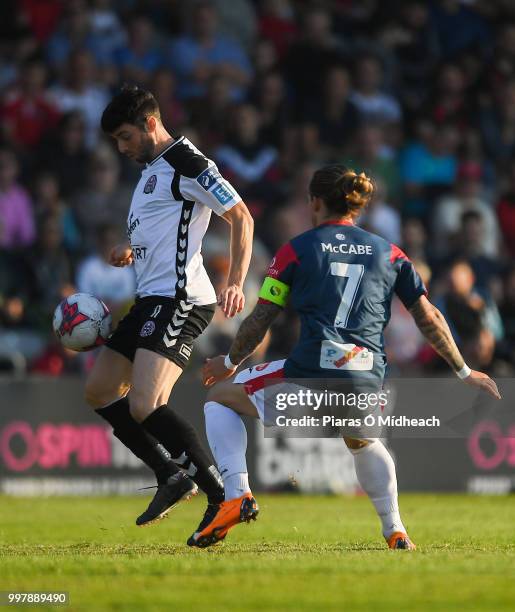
126, 137, 242, 304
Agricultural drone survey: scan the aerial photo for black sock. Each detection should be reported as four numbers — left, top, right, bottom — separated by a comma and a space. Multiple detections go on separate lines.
96, 397, 178, 484
142, 405, 225, 504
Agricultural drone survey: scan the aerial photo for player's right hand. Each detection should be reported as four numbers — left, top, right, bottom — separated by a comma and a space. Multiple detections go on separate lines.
463, 370, 501, 399
109, 243, 133, 267
203, 355, 236, 387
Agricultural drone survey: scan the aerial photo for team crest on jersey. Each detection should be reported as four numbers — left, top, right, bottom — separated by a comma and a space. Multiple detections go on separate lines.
143, 174, 157, 194
140, 320, 156, 337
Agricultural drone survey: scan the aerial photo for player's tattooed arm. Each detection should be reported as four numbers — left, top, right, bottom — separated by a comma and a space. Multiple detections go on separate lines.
228, 302, 282, 365
409, 295, 465, 371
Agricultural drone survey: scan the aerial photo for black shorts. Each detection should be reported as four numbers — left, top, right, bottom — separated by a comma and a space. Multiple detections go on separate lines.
106, 296, 215, 368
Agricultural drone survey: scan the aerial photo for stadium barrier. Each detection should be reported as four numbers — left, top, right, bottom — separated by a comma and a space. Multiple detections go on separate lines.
0, 377, 513, 495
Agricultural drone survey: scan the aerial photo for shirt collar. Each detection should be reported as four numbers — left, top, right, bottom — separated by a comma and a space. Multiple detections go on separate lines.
147, 136, 184, 167
318, 219, 355, 227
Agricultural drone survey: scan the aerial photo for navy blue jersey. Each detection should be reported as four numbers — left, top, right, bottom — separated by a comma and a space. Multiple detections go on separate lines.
258, 220, 427, 380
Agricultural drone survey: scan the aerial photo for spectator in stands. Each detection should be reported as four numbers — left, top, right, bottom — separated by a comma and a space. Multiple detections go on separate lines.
428, 63, 470, 129
401, 217, 428, 264
24, 216, 74, 328
168, 1, 252, 101
433, 161, 499, 258
400, 119, 459, 218
46, 0, 119, 71
252, 70, 291, 151
89, 0, 127, 62
282, 6, 344, 117
349, 54, 402, 125
0, 148, 35, 249
379, 0, 439, 110
345, 124, 401, 205
50, 49, 109, 148
189, 75, 233, 151
211, 0, 257, 53
300, 65, 359, 161
215, 104, 280, 220
384, 259, 431, 373
270, 162, 314, 251
0, 57, 60, 151
253, 38, 279, 78
497, 158, 515, 257
258, 0, 298, 59
358, 179, 401, 244
32, 171, 80, 253
150, 69, 187, 134
36, 111, 89, 198
434, 259, 503, 350
19, 0, 63, 45
76, 224, 135, 322
449, 211, 503, 297
113, 13, 164, 87
71, 144, 132, 250
430, 0, 491, 59
479, 78, 515, 166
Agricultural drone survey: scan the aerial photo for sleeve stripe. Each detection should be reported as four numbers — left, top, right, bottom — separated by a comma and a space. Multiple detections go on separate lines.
390, 243, 410, 264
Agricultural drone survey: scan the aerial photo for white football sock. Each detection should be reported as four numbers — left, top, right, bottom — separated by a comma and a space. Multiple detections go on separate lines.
350, 440, 406, 538
204, 401, 250, 501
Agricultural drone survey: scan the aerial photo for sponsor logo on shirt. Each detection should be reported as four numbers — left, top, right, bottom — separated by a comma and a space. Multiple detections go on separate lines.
197, 167, 220, 190
132, 245, 147, 260
196, 167, 235, 206
127, 213, 140, 239
143, 174, 157, 194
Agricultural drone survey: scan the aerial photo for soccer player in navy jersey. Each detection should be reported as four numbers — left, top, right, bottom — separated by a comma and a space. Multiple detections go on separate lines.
188, 164, 501, 549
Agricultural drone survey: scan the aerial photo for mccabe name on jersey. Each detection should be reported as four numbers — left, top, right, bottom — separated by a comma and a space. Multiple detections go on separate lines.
258, 220, 427, 381
127, 136, 241, 304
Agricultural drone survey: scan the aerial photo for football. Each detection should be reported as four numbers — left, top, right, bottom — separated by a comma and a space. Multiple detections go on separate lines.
52, 293, 112, 352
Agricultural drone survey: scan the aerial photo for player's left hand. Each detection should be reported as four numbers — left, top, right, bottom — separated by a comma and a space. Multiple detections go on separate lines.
218, 284, 245, 318
203, 355, 237, 387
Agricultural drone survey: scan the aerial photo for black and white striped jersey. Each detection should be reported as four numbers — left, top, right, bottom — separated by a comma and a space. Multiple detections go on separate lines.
127, 136, 241, 304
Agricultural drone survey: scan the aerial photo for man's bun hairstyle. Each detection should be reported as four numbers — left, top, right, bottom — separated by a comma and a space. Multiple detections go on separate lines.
101, 84, 160, 134
309, 164, 374, 218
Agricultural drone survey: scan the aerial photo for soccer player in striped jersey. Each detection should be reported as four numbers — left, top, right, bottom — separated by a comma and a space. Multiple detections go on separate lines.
84, 85, 254, 531
190, 165, 501, 549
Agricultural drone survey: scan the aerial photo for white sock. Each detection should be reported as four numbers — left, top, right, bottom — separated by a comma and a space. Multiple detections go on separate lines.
350, 440, 406, 538
204, 401, 250, 501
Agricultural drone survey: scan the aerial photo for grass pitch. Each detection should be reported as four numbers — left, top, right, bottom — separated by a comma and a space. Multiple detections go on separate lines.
1, 493, 514, 611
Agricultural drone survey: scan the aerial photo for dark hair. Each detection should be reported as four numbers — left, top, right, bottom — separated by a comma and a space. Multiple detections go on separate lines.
100, 84, 161, 133
309, 164, 374, 219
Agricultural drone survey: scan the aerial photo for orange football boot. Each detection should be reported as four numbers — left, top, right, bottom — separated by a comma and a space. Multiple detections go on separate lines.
386, 532, 416, 550
188, 493, 259, 548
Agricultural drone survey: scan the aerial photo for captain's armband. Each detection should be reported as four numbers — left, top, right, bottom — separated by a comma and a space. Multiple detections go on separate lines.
258, 277, 290, 307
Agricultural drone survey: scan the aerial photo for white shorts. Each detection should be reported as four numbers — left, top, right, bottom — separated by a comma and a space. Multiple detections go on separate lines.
233, 359, 286, 424
234, 359, 383, 437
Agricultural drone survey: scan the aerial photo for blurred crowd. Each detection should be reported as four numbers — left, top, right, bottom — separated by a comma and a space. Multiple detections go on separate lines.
0, 0, 514, 377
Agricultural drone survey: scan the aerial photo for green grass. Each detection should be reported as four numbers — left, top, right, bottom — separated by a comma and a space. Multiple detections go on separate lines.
1, 494, 514, 611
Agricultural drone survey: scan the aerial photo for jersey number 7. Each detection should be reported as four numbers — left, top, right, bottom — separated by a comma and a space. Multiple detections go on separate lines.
330, 262, 364, 328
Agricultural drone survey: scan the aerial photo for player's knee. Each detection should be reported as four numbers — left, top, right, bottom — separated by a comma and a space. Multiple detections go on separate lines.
84, 376, 129, 409
84, 377, 103, 409
344, 437, 373, 452
206, 384, 225, 404
129, 389, 156, 423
